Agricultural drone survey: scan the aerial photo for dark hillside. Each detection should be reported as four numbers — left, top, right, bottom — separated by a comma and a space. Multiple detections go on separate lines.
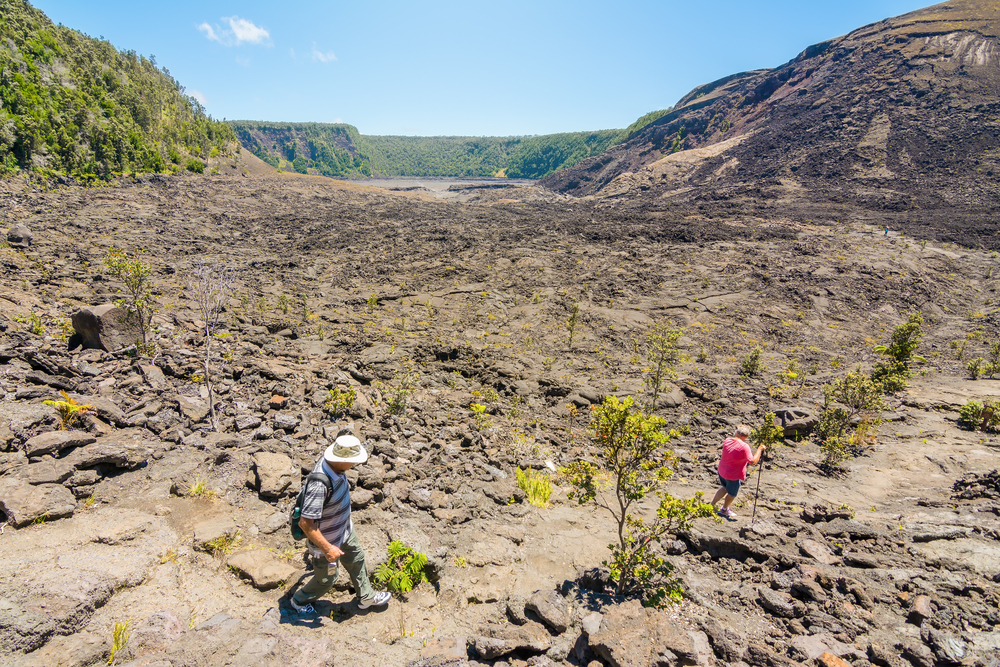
0, 0, 235, 178
541, 0, 1000, 227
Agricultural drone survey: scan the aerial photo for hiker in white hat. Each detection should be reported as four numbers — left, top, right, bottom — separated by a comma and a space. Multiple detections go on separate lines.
290, 433, 390, 614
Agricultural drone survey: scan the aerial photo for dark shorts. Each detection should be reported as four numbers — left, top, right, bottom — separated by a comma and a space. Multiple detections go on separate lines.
718, 474, 742, 498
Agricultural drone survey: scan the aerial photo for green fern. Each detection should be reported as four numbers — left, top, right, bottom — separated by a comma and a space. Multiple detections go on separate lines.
373, 541, 428, 594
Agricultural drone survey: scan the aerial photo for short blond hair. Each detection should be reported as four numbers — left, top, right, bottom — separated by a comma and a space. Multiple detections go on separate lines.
735, 425, 752, 439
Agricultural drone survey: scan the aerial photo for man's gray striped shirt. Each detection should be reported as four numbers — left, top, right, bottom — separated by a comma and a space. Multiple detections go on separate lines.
300, 458, 352, 553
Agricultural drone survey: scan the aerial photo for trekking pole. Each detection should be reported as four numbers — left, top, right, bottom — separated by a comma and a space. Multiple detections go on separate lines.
750, 448, 766, 526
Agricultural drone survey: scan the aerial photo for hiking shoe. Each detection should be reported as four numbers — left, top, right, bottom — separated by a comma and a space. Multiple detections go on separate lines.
357, 592, 391, 609
289, 598, 316, 614
717, 507, 737, 520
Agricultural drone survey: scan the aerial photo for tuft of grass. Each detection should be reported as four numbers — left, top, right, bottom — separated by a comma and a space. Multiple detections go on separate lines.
516, 467, 552, 508
107, 618, 131, 665
204, 531, 241, 556
187, 479, 215, 498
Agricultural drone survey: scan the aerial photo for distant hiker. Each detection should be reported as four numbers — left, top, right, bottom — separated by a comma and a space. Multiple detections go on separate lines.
711, 425, 766, 520
290, 435, 391, 614
884, 226, 889, 236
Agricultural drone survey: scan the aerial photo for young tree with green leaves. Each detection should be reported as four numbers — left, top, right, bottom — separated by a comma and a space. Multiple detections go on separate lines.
103, 247, 156, 353
563, 395, 716, 607
644, 323, 682, 411
871, 312, 924, 392
816, 371, 887, 471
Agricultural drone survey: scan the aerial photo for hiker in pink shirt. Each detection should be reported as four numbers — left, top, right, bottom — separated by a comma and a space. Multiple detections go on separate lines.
711, 425, 766, 520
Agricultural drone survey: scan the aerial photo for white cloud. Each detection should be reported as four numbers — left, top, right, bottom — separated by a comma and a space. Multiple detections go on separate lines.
189, 89, 208, 106
228, 17, 269, 44
197, 22, 220, 43
311, 43, 337, 63
197, 16, 270, 47
235, 56, 251, 67
289, 47, 296, 58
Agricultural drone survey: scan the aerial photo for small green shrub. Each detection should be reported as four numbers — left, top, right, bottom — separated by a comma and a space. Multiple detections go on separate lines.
958, 400, 1000, 431
470, 403, 494, 430
516, 467, 552, 508
380, 365, 418, 416
324, 387, 357, 418
816, 371, 886, 473
967, 357, 986, 380
751, 412, 784, 450
563, 395, 716, 607
185, 158, 205, 173
567, 302, 581, 349
187, 479, 215, 498
740, 347, 763, 377
644, 323, 682, 410
14, 312, 45, 335
373, 540, 428, 594
103, 247, 156, 353
871, 312, 924, 392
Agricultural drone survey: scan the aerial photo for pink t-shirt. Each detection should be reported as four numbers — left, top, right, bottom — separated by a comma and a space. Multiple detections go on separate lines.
718, 437, 753, 481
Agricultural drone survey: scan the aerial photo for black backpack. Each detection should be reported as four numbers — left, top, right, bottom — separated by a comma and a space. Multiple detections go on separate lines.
289, 471, 333, 541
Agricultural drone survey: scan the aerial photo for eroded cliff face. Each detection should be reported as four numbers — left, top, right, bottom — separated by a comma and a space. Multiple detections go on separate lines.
541, 0, 1000, 216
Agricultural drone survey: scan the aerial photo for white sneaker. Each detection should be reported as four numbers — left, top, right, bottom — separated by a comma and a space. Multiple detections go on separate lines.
290, 598, 315, 614
357, 592, 390, 609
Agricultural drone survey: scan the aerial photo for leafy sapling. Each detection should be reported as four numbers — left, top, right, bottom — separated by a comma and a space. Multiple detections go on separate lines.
563, 396, 716, 607
644, 323, 682, 411
103, 247, 157, 353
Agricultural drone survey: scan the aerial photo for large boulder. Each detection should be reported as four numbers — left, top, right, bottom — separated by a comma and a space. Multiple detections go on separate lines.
226, 550, 298, 590
247, 452, 298, 498
0, 478, 76, 527
70, 305, 141, 352
589, 599, 699, 667
6, 223, 32, 248
526, 589, 571, 634
469, 621, 552, 659
61, 439, 151, 470
23, 431, 96, 458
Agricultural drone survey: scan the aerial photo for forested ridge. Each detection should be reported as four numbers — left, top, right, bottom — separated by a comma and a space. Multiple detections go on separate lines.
0, 0, 235, 179
230, 115, 672, 180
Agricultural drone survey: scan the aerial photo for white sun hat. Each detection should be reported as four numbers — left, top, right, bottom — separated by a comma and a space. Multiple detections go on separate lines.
323, 435, 369, 464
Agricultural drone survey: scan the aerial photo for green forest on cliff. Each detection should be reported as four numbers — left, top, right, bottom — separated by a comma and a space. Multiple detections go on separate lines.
230, 116, 672, 180
0, 0, 235, 179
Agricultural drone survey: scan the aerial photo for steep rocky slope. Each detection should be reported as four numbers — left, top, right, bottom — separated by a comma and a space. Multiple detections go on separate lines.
541, 0, 1000, 240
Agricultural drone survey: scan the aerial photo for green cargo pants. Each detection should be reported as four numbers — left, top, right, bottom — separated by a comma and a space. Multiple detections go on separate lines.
292, 528, 376, 605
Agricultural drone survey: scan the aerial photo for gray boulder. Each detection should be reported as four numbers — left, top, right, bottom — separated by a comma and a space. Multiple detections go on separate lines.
226, 550, 298, 590
6, 223, 32, 248
23, 431, 96, 458
589, 599, 698, 667
469, 621, 552, 659
0, 478, 76, 527
247, 452, 298, 498
62, 439, 151, 470
526, 589, 571, 634
71, 305, 141, 352
757, 586, 797, 618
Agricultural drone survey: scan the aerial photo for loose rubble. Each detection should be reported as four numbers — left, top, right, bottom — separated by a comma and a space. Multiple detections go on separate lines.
0, 172, 998, 667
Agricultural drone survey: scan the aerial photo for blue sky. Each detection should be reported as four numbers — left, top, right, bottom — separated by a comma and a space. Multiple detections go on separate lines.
31, 0, 933, 136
